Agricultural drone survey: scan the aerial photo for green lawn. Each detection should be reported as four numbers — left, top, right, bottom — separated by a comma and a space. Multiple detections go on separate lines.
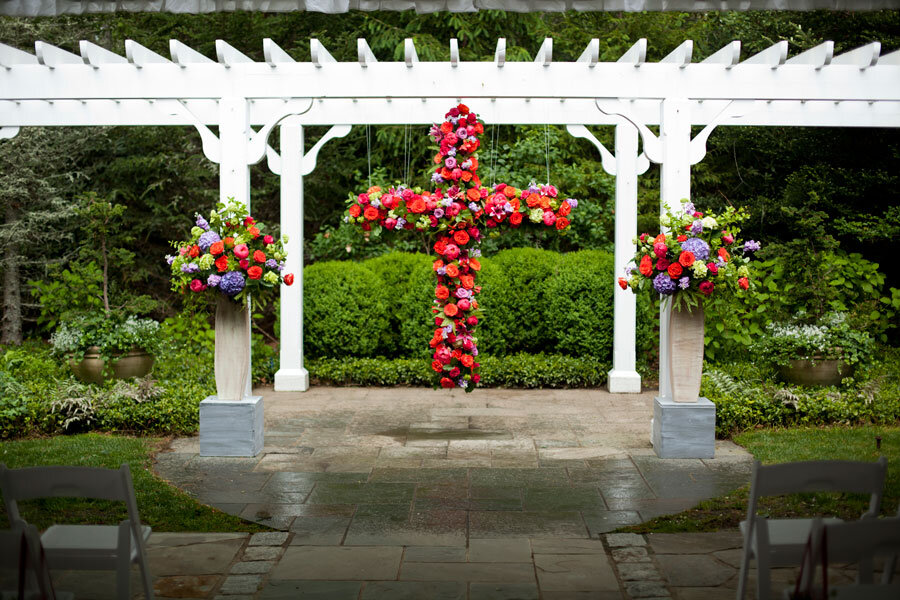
0, 434, 268, 532
622, 425, 900, 533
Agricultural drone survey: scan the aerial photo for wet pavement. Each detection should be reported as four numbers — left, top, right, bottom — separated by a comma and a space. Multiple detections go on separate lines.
130, 386, 765, 598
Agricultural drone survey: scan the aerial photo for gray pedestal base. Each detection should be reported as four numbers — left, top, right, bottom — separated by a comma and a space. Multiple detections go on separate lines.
199, 395, 264, 457
651, 396, 715, 459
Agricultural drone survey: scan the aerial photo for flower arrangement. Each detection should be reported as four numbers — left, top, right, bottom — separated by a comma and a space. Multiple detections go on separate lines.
620, 200, 760, 308
344, 103, 577, 392
167, 199, 293, 302
752, 311, 874, 368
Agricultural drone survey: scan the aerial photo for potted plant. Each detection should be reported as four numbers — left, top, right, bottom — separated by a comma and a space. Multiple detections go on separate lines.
620, 199, 761, 402
753, 311, 874, 386
167, 199, 293, 401
51, 312, 162, 384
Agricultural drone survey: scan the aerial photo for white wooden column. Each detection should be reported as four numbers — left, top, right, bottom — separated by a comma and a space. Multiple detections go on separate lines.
607, 122, 642, 393
274, 117, 309, 391
658, 98, 692, 402
218, 96, 253, 398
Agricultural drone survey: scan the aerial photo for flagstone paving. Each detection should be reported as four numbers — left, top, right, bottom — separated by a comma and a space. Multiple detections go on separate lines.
24, 385, 872, 597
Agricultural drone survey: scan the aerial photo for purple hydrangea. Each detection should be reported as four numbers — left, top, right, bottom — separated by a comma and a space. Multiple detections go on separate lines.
458, 378, 468, 388
197, 230, 221, 252
181, 263, 199, 273
266, 259, 278, 269
682, 202, 695, 215
195, 214, 210, 230
470, 249, 482, 257
396, 218, 407, 228
679, 277, 691, 290
468, 202, 480, 212
437, 267, 447, 276
566, 198, 578, 209
503, 202, 514, 213
431, 172, 444, 183
680, 237, 710, 261
653, 273, 677, 295
219, 271, 246, 296
691, 220, 703, 235
744, 240, 761, 252
207, 274, 222, 287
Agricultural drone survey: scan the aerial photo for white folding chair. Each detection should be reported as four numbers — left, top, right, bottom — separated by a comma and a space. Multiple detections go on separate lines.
736, 457, 887, 600
0, 519, 73, 600
793, 515, 900, 599
0, 463, 154, 600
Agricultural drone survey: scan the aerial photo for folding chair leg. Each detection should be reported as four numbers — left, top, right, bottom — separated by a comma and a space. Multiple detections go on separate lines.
116, 521, 131, 600
737, 544, 752, 599
139, 558, 154, 599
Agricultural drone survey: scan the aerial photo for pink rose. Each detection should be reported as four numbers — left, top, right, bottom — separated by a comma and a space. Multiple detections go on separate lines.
722, 231, 734, 245
263, 235, 274, 245
435, 346, 452, 365
401, 188, 414, 201
189, 279, 206, 293
444, 244, 460, 260
457, 299, 471, 312
542, 211, 556, 226
653, 242, 668, 259
462, 338, 475, 351
707, 262, 719, 276
358, 193, 369, 204
233, 244, 250, 259
239, 259, 250, 269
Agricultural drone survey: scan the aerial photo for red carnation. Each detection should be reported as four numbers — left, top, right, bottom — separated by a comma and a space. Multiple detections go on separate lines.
431, 360, 443, 373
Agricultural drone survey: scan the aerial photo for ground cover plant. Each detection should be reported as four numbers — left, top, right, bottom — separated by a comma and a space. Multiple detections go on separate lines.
0, 434, 268, 532
620, 425, 900, 534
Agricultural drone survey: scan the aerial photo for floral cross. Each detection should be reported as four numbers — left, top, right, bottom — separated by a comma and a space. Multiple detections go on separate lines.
346, 104, 577, 391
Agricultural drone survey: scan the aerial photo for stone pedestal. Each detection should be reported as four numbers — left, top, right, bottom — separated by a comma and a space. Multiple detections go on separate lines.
651, 396, 715, 459
199, 395, 264, 457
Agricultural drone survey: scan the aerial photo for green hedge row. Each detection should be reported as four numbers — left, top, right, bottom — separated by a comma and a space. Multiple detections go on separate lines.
304, 249, 656, 361
308, 353, 611, 388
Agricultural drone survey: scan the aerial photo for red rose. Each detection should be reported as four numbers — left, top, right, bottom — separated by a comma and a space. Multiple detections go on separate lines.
434, 239, 448, 255
431, 360, 443, 373
349, 204, 361, 218
639, 255, 653, 277
244, 216, 255, 226
509, 212, 523, 226
440, 377, 454, 389
363, 206, 379, 221
264, 235, 274, 245
209, 241, 225, 256
699, 281, 715, 296
656, 258, 670, 271
189, 245, 200, 258
679, 251, 695, 267
449, 367, 460, 378
215, 256, 229, 272
706, 262, 719, 276
459, 275, 474, 290
247, 266, 263, 280
283, 273, 294, 286
189, 279, 206, 293
677, 235, 687, 242
618, 278, 628, 290
444, 303, 459, 317
239, 259, 250, 270
433, 259, 444, 272
472, 374, 481, 383
558, 202, 571, 217
461, 354, 474, 368
408, 197, 426, 213
253, 250, 266, 263
722, 231, 734, 245
453, 230, 470, 245
555, 217, 569, 230
435, 285, 450, 300
667, 263, 683, 279
466, 316, 478, 326
738, 277, 749, 290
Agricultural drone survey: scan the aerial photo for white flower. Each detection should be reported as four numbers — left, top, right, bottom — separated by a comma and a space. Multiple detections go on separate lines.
701, 216, 718, 229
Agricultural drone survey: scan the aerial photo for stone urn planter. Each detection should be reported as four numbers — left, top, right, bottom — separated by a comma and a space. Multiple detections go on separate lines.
779, 357, 854, 387
668, 301, 705, 403
70, 346, 155, 385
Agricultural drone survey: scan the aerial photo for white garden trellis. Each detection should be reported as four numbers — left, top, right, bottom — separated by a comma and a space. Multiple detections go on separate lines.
2, 36, 898, 456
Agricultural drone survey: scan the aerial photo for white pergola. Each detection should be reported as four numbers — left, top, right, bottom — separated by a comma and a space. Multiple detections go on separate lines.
2, 35, 899, 456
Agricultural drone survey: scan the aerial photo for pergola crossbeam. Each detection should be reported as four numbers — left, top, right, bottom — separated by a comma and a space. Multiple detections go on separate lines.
265, 38, 296, 66
701, 41, 740, 68
80, 41, 129, 67
170, 39, 214, 65
618, 38, 647, 67
0, 42, 38, 68
741, 40, 788, 68
832, 41, 881, 68
35, 41, 82, 67
125, 40, 171, 66
786, 41, 834, 69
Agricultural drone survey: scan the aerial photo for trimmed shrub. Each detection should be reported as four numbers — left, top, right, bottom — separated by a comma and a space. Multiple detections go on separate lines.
304, 261, 391, 359
367, 252, 434, 357
546, 250, 614, 359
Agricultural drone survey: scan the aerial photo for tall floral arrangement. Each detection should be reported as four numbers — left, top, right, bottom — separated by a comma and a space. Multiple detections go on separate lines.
621, 200, 760, 308
344, 104, 577, 391
168, 199, 293, 302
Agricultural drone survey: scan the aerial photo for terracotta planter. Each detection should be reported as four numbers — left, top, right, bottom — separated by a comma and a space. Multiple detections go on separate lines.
70, 346, 155, 385
667, 301, 705, 403
214, 295, 250, 401
779, 358, 854, 387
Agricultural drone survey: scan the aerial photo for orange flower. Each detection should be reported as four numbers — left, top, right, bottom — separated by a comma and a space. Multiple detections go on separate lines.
461, 355, 474, 368
510, 198, 520, 211
408, 197, 426, 213
248, 226, 260, 238
654, 234, 666, 244
667, 263, 683, 279
555, 217, 569, 230
466, 188, 481, 202
558, 202, 571, 217
224, 237, 235, 248
445, 264, 460, 278
458, 103, 470, 114
509, 212, 523, 226
209, 241, 225, 255
469, 259, 481, 271
253, 250, 266, 263
461, 171, 473, 182
434, 154, 443, 164
441, 167, 452, 179
431, 360, 443, 372
453, 230, 470, 246
433, 259, 444, 272
459, 275, 475, 289
367, 186, 382, 194
444, 303, 459, 317
363, 206, 379, 220
189, 245, 200, 258
526, 194, 540, 208
718, 248, 730, 262
540, 197, 551, 210
503, 186, 517, 198
247, 266, 263, 280
349, 204, 361, 218
215, 256, 229, 272
470, 157, 479, 171
639, 255, 653, 276
435, 285, 450, 300
440, 122, 453, 133
678, 251, 695, 267
474, 122, 484, 134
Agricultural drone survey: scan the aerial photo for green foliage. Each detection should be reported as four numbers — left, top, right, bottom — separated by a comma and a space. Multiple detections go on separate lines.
751, 312, 875, 367
308, 353, 610, 388
703, 351, 900, 438
303, 261, 391, 359
365, 252, 435, 357
545, 250, 614, 358
50, 312, 163, 364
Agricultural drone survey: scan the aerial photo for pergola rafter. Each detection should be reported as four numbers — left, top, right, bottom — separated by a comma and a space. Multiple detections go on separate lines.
2, 35, 898, 457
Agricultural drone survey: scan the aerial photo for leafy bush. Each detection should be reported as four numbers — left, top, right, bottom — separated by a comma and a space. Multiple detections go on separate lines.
308, 353, 610, 388
50, 312, 163, 364
303, 261, 391, 359
752, 311, 875, 367
546, 250, 614, 358
365, 252, 434, 357
703, 350, 900, 437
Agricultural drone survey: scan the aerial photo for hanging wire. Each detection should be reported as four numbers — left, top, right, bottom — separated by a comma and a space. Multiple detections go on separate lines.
490, 123, 498, 187
404, 123, 411, 185
366, 124, 372, 188
544, 123, 551, 185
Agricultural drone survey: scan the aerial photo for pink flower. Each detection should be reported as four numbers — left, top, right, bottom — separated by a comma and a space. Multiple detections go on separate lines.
233, 244, 250, 259
444, 243, 460, 260
435, 346, 452, 364
445, 157, 457, 169
699, 281, 715, 296
456, 127, 468, 138
653, 242, 668, 259
457, 299, 471, 311
542, 211, 556, 226
358, 193, 369, 204
722, 231, 734, 245
239, 259, 250, 269
263, 235, 274, 245
706, 262, 719, 276
401, 188, 414, 201
189, 279, 206, 293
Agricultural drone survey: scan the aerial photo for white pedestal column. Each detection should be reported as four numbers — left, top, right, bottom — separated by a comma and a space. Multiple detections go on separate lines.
200, 96, 264, 457
274, 118, 309, 391
608, 122, 642, 394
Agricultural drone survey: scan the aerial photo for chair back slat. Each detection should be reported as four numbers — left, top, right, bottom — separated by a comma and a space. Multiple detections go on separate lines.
753, 458, 887, 498
1, 464, 129, 502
